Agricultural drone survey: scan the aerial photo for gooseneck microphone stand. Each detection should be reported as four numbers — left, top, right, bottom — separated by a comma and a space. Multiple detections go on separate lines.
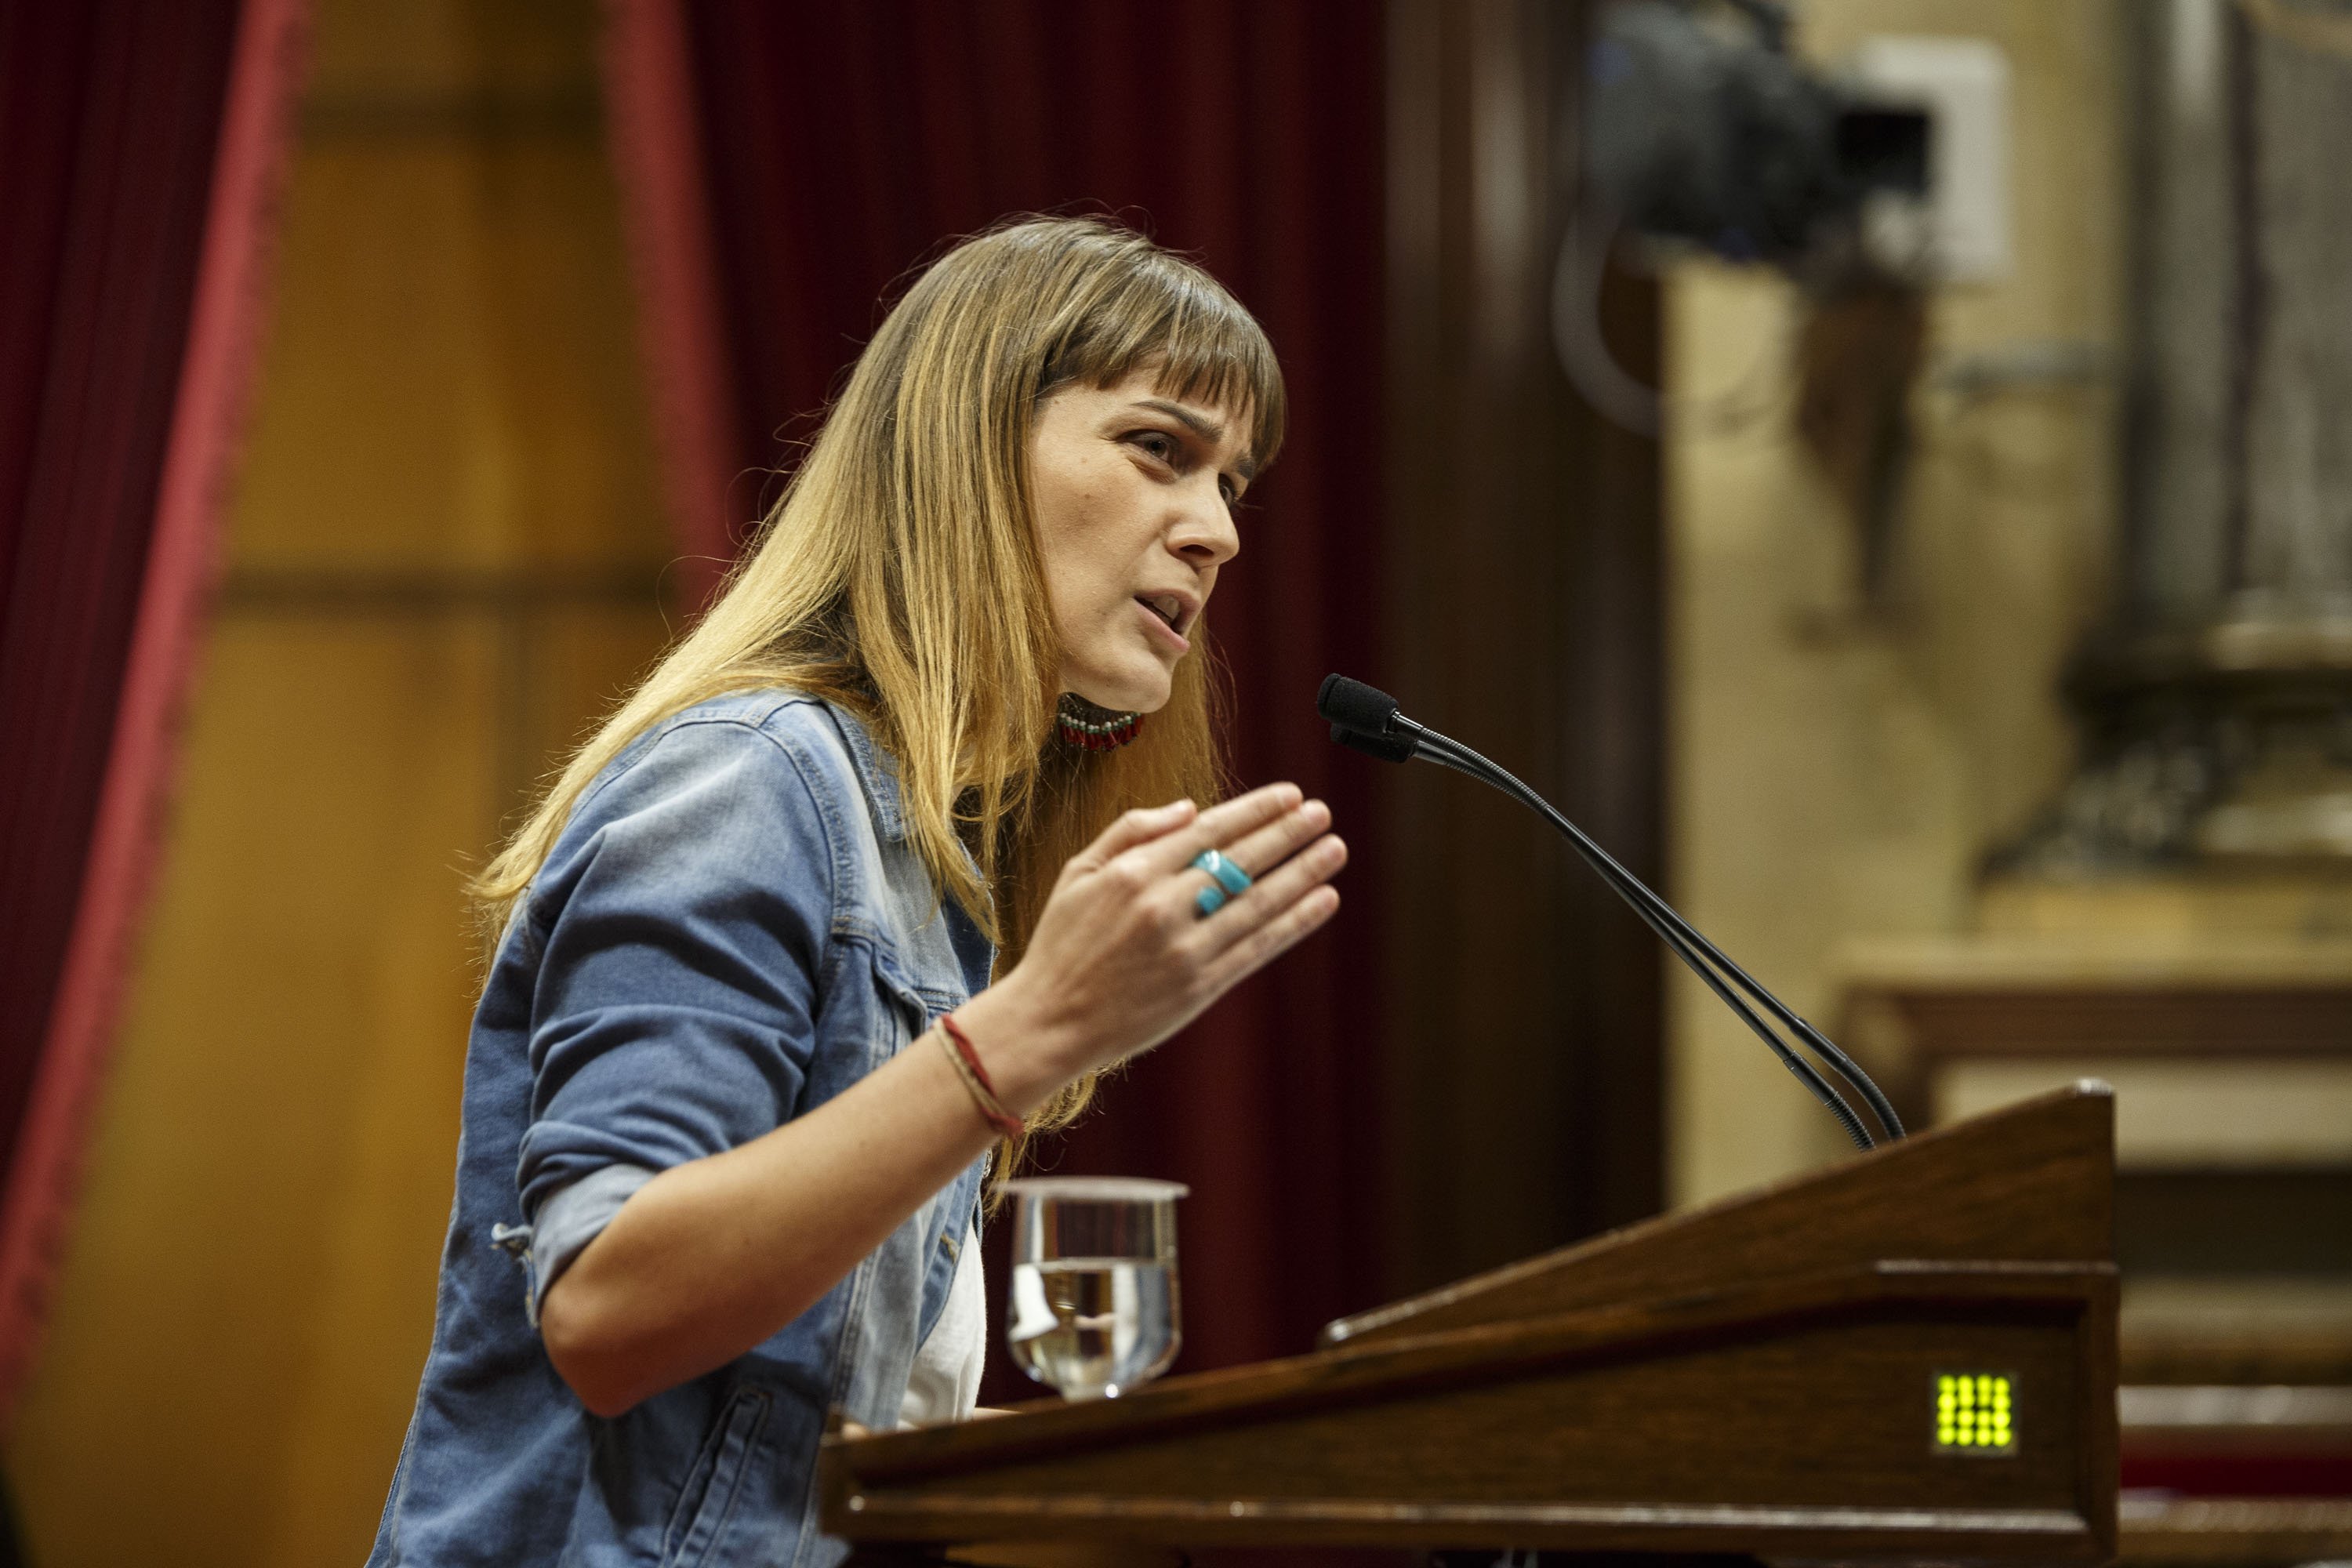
1319, 673, 1903, 1152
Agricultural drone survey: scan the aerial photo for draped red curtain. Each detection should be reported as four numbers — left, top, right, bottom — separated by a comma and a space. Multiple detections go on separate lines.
605, 1, 1388, 1380
0, 0, 306, 1423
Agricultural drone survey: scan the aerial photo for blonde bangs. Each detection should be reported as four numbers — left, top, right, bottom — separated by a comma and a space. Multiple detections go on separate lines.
1041, 256, 1287, 471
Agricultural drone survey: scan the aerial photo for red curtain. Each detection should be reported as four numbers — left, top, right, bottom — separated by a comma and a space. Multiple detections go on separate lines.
606, 1, 1388, 1381
0, 0, 306, 1424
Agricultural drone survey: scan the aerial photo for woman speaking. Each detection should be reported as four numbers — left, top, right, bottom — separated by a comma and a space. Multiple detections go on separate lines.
368, 217, 1346, 1566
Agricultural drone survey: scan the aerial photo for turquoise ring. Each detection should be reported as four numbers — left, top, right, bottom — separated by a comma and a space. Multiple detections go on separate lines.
1191, 849, 1252, 916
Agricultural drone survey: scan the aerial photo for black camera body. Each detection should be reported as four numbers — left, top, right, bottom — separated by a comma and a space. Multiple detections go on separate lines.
1584, 0, 1927, 267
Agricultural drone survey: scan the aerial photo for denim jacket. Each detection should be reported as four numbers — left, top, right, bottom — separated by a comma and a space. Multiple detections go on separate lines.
369, 691, 995, 1568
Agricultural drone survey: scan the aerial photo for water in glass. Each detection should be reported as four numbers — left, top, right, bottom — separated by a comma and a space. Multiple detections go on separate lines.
1007, 1256, 1178, 1399
1000, 1176, 1186, 1401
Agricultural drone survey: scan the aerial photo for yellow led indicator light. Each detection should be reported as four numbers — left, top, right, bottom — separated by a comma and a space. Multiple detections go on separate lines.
1934, 1373, 2015, 1452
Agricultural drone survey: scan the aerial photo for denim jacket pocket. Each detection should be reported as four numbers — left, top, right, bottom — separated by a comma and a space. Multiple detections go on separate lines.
863, 947, 957, 1067
661, 1385, 772, 1568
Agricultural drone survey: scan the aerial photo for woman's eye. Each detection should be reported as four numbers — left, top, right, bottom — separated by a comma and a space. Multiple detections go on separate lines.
1132, 431, 1178, 464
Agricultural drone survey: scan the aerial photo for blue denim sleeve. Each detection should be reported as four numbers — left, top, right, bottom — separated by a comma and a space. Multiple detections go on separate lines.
514, 716, 839, 1228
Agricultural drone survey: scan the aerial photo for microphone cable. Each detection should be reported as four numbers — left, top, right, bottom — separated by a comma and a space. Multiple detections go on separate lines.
1414, 726, 1893, 1149
1320, 677, 1903, 1150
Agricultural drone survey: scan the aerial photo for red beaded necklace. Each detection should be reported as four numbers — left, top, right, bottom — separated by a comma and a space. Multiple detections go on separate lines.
1055, 695, 1142, 751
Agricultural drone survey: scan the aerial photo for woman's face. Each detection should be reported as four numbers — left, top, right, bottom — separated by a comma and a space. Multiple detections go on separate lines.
1028, 368, 1254, 713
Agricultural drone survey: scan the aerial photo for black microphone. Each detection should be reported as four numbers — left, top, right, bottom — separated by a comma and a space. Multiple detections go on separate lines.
1318, 673, 1407, 743
1319, 673, 1903, 1150
1319, 677, 1421, 763
1331, 724, 1417, 764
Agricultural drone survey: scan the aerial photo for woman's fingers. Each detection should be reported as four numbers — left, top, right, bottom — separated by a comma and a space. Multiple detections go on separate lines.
1198, 882, 1342, 994
1069, 798, 1198, 873
1212, 797, 1331, 884
1122, 782, 1303, 878
1198, 831, 1347, 953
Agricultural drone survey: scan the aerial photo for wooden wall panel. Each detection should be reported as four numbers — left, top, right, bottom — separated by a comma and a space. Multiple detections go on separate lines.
5, 2, 671, 1563
12, 620, 497, 1562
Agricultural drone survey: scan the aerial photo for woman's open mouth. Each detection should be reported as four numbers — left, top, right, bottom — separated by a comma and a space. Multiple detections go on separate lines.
1134, 594, 1191, 653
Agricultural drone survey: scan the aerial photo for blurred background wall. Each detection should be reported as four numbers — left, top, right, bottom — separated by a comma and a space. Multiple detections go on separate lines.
1665, 0, 2124, 1202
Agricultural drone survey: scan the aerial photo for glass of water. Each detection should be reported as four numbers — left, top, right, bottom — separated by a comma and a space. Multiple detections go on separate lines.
1002, 1176, 1186, 1401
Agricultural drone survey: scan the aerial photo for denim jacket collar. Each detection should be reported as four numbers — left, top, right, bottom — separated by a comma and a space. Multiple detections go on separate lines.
822, 701, 906, 844
824, 702, 992, 931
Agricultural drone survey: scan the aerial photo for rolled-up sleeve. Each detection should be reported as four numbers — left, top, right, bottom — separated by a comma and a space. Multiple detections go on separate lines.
514, 717, 839, 1236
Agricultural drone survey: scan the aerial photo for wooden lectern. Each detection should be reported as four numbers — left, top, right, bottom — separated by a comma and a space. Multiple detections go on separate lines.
821, 1083, 2118, 1563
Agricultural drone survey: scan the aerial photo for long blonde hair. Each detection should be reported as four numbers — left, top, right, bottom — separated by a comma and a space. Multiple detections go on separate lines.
477, 216, 1285, 1140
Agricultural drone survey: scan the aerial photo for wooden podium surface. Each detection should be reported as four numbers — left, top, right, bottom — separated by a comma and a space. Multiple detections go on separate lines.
822, 1084, 2118, 1562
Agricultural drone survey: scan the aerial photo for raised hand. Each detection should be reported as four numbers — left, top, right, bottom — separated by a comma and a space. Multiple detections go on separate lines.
977, 784, 1345, 1098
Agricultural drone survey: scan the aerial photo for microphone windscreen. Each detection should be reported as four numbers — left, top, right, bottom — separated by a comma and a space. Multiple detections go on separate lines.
1317, 673, 1400, 735
1332, 722, 1417, 764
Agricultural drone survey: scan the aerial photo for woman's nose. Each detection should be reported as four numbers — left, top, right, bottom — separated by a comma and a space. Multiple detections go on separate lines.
1171, 480, 1241, 566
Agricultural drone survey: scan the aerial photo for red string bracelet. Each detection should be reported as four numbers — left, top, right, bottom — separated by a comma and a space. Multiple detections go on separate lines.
937, 1012, 1023, 1138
